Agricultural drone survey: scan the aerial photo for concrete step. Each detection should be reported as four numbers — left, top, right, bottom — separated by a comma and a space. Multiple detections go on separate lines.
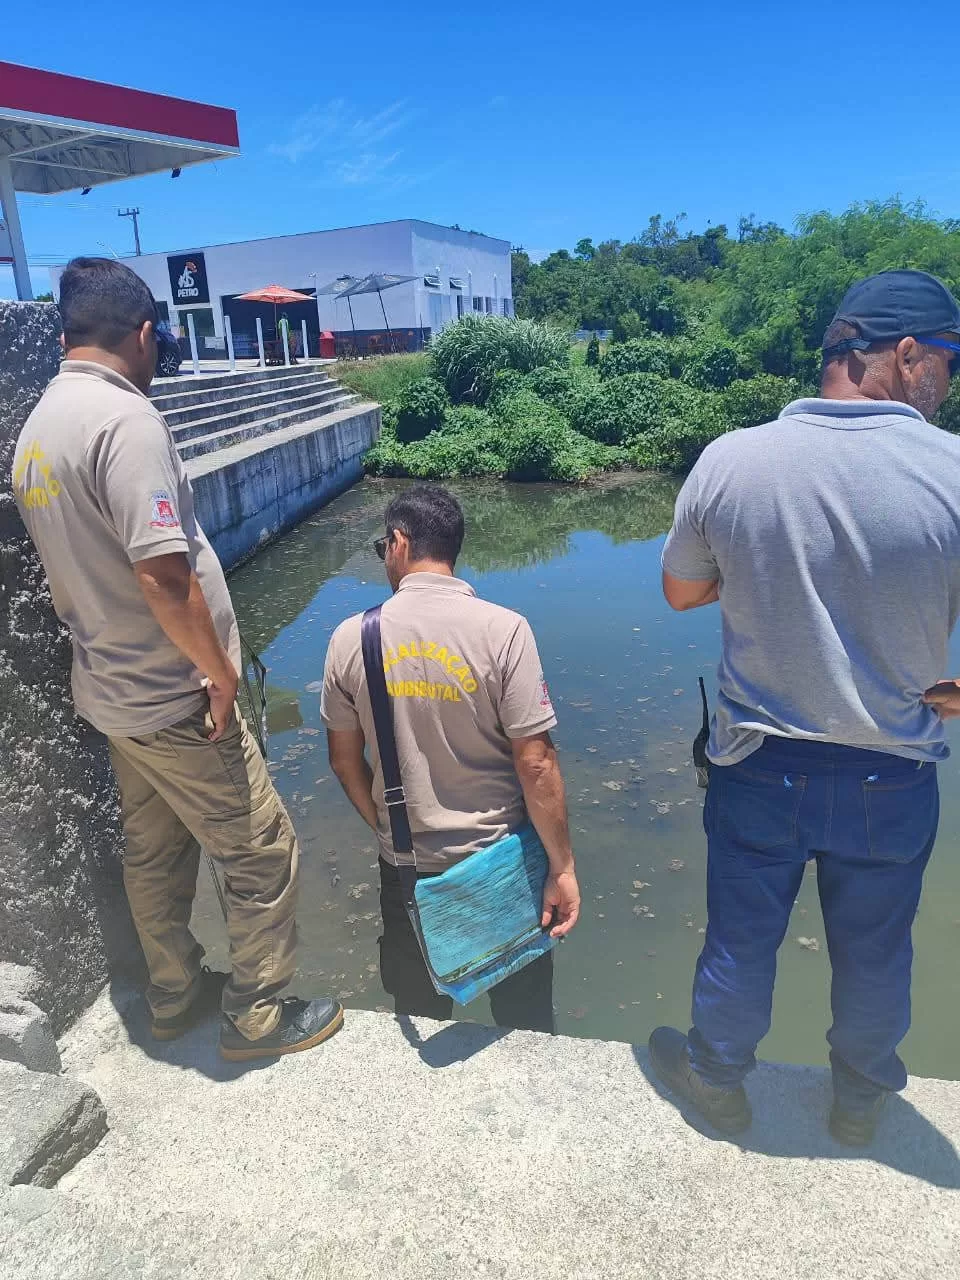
176, 393, 361, 460
152, 367, 334, 414
167, 383, 344, 436
152, 363, 320, 397
184, 400, 378, 480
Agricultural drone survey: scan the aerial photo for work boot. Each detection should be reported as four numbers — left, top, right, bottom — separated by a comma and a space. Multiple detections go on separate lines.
648, 1026, 752, 1135
151, 966, 229, 1042
829, 1094, 886, 1147
219, 997, 344, 1061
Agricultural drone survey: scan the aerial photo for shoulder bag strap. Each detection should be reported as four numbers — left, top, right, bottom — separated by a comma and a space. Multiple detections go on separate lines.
360, 606, 417, 892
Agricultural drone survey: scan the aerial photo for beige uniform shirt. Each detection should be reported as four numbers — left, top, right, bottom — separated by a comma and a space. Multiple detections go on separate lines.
12, 360, 240, 737
321, 572, 558, 870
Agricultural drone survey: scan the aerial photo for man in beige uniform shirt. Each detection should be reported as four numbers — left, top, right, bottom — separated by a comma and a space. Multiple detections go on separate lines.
12, 257, 341, 1061
322, 484, 580, 1031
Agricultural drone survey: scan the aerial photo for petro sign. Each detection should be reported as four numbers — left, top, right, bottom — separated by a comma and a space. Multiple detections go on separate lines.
168, 251, 209, 305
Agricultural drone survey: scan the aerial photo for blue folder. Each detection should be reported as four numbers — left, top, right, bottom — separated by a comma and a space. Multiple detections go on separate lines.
413, 824, 556, 1005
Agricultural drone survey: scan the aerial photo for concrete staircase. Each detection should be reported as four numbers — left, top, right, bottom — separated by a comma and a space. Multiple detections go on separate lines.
151, 364, 361, 464
150, 364, 381, 570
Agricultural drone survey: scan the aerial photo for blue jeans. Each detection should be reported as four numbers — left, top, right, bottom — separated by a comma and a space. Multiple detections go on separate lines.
689, 738, 938, 1109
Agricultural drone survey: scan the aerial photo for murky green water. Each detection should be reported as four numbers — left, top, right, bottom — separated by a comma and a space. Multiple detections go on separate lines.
194, 476, 960, 1078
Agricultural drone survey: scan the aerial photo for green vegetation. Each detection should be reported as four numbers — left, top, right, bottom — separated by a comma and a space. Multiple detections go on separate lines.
360, 200, 960, 483
336, 353, 432, 403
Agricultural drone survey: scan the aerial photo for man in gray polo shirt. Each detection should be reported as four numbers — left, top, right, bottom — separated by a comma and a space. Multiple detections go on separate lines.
649, 269, 960, 1145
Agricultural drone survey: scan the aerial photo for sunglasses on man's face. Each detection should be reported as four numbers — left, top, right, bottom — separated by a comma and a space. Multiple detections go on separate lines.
920, 336, 960, 376
374, 534, 391, 561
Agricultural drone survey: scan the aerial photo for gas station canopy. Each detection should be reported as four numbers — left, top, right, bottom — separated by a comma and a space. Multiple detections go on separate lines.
0, 61, 240, 299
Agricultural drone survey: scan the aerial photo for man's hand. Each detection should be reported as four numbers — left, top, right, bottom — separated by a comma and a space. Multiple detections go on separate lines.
134, 552, 239, 740
205, 672, 239, 741
923, 679, 960, 720
542, 868, 581, 938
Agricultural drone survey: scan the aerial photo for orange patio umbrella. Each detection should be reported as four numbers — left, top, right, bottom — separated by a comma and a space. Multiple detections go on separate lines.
236, 283, 313, 341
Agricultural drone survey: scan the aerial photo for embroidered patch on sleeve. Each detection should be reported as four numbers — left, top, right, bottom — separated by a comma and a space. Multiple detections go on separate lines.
539, 674, 553, 710
150, 490, 181, 530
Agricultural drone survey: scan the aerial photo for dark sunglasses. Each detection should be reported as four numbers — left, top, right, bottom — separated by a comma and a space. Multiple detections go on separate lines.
374, 533, 391, 560
919, 336, 960, 376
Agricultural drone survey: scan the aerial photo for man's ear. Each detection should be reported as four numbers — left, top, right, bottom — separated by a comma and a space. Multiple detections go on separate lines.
895, 335, 920, 375
138, 319, 155, 352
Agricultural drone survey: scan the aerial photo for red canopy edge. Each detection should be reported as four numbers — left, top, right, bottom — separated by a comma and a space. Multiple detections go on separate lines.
0, 61, 239, 150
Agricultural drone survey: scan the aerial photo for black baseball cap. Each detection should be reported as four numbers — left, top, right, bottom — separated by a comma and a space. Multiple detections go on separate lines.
823, 269, 960, 359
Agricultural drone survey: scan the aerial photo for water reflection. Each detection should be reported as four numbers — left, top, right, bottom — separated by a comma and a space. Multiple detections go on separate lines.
197, 476, 960, 1082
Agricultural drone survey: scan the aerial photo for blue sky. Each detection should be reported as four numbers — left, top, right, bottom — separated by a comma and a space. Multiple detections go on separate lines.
4, 0, 960, 297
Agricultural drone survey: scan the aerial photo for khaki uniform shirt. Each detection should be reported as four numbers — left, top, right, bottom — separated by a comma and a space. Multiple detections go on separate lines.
321, 573, 557, 870
12, 360, 240, 737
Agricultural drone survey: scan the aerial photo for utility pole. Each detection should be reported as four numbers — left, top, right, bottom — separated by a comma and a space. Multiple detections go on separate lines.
118, 207, 142, 256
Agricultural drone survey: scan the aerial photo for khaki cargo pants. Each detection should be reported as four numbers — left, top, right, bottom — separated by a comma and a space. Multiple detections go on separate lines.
108, 703, 298, 1039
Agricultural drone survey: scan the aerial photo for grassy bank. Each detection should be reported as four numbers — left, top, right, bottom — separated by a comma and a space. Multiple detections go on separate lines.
339, 316, 804, 483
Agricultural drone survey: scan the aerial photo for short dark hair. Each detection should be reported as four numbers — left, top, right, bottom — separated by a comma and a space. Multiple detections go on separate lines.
384, 484, 465, 566
59, 257, 158, 350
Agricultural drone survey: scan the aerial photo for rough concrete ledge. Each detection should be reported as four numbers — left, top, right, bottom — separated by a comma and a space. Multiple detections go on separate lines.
4, 994, 953, 1280
0, 1062, 107, 1189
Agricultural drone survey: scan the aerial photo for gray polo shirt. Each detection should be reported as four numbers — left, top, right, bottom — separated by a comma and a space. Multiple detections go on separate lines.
662, 398, 960, 765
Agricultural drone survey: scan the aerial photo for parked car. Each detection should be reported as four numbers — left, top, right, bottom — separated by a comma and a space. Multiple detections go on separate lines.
155, 323, 183, 377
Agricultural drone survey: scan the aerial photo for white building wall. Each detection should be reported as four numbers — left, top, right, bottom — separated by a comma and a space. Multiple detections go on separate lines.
49, 218, 513, 342
409, 222, 512, 335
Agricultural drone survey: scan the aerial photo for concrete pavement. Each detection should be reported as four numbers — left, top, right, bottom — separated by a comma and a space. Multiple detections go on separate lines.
1, 989, 958, 1279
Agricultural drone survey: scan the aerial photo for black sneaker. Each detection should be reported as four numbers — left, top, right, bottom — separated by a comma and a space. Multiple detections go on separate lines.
219, 997, 344, 1062
829, 1094, 886, 1147
151, 967, 229, 1042
648, 1026, 752, 1135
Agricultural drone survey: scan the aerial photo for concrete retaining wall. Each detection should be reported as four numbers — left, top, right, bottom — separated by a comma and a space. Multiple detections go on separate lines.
0, 302, 144, 1033
188, 405, 381, 571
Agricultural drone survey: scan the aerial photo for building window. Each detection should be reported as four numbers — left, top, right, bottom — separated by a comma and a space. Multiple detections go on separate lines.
155, 300, 170, 323
449, 277, 465, 291
502, 298, 513, 317
456, 294, 465, 319
423, 274, 441, 289
473, 296, 484, 313
484, 297, 494, 314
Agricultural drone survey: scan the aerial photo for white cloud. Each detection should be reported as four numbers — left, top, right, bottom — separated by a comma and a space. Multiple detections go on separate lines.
269, 99, 420, 188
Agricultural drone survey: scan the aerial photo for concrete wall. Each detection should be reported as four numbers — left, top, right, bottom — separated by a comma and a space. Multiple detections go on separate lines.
189, 405, 381, 571
0, 302, 144, 1033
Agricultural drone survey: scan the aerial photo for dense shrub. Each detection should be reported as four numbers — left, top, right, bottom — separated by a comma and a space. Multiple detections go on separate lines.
430, 315, 569, 405
720, 374, 799, 429
630, 416, 728, 473
395, 377, 449, 443
572, 373, 721, 446
585, 334, 601, 366
937, 380, 960, 434
682, 340, 740, 390
600, 338, 671, 380
440, 404, 497, 436
493, 389, 619, 481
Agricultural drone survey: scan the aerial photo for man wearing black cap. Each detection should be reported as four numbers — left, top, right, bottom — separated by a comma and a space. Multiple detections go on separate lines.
649, 269, 960, 1145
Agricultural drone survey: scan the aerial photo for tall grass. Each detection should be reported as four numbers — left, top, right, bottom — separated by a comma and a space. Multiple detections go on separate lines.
430, 315, 569, 404
335, 352, 432, 404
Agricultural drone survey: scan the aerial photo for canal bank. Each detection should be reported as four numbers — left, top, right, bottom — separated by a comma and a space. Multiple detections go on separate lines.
2, 991, 958, 1280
